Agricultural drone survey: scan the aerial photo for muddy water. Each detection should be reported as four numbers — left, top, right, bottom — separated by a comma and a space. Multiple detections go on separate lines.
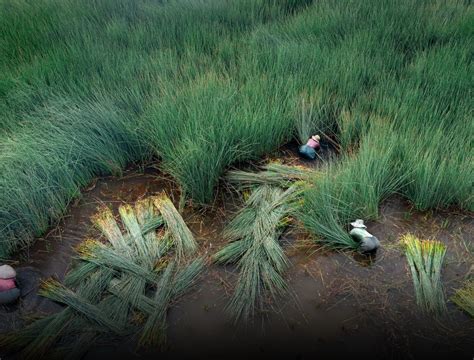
1, 164, 473, 359
159, 198, 473, 360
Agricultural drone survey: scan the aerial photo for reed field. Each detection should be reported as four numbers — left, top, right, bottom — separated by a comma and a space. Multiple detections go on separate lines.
0, 0, 472, 258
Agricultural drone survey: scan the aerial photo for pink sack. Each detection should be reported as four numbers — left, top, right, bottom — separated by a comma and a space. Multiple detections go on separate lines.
306, 138, 320, 149
0, 278, 16, 292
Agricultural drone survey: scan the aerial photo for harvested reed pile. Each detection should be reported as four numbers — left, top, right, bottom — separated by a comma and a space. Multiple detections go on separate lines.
402, 234, 447, 315
214, 184, 301, 322
451, 280, 474, 318
227, 162, 316, 190
0, 195, 203, 358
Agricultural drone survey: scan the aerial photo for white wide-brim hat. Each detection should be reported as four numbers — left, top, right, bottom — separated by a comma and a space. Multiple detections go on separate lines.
350, 219, 367, 228
0, 264, 16, 279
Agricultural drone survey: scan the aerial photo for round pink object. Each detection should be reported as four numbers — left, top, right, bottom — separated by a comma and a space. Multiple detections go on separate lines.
0, 278, 16, 292
306, 138, 320, 149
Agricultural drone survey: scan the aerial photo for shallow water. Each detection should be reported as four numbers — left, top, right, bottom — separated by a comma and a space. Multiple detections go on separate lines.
1, 162, 473, 359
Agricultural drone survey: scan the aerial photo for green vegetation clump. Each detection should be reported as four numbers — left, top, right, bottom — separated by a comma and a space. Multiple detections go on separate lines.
1, 0, 472, 257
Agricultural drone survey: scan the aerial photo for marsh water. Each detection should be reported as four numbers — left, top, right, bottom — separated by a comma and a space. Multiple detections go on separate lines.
1, 158, 473, 359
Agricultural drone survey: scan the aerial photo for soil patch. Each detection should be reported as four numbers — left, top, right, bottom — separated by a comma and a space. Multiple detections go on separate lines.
1, 161, 472, 359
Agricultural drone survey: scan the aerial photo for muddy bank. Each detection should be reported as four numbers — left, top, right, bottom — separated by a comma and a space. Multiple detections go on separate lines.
160, 198, 473, 360
0, 164, 473, 359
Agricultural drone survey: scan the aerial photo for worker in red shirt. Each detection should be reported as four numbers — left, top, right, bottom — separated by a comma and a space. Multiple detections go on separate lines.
0, 265, 20, 305
298, 134, 320, 160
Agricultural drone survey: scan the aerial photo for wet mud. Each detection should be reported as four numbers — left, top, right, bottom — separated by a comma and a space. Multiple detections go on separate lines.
1, 160, 473, 359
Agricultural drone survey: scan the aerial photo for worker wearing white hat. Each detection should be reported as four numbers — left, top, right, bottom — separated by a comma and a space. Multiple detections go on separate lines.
349, 219, 380, 253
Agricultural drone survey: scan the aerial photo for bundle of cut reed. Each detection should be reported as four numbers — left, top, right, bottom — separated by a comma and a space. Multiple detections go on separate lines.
214, 185, 300, 321
64, 262, 99, 288
139, 261, 175, 347
451, 280, 474, 317
39, 279, 125, 335
172, 258, 205, 297
153, 194, 197, 259
227, 162, 316, 189
93, 202, 164, 267
93, 207, 128, 249
402, 234, 447, 314
119, 203, 154, 266
76, 239, 159, 283
0, 310, 73, 360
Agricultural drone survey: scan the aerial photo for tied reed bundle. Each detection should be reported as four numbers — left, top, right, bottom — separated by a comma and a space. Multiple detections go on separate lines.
402, 234, 447, 315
